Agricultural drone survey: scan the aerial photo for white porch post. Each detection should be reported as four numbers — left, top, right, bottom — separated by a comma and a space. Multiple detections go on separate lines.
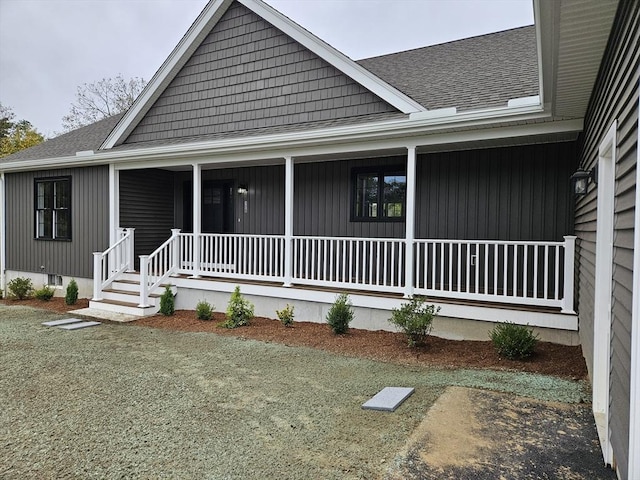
404, 146, 417, 297
192, 163, 201, 278
108, 164, 119, 246
561, 235, 576, 313
171, 228, 181, 275
125, 228, 136, 272
283, 156, 294, 286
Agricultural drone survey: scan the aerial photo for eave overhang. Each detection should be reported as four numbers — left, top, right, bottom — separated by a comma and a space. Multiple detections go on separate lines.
1, 103, 583, 173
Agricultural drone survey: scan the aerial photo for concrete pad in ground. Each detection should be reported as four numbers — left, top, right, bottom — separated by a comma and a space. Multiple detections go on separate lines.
69, 308, 138, 323
59, 321, 101, 330
362, 387, 414, 412
42, 318, 83, 327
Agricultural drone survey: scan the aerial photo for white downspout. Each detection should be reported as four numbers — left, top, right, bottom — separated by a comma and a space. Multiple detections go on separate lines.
0, 172, 6, 298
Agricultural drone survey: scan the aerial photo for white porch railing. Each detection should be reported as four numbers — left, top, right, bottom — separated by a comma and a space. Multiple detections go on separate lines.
138, 229, 181, 307
92, 228, 135, 300
177, 233, 286, 282
95, 230, 576, 313
414, 236, 576, 311
292, 236, 406, 294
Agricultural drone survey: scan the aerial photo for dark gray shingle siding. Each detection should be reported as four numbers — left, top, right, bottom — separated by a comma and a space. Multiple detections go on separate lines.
0, 114, 123, 163
124, 1, 398, 145
357, 26, 538, 111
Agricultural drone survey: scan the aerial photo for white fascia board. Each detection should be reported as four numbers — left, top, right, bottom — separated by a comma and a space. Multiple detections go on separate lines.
0, 113, 583, 174
239, 0, 425, 114
101, 0, 232, 150
534, 0, 560, 114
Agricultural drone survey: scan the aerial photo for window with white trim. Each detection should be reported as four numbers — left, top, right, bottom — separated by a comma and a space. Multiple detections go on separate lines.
35, 177, 71, 240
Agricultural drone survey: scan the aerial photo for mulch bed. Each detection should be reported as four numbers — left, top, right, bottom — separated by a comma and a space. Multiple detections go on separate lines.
2, 297, 587, 379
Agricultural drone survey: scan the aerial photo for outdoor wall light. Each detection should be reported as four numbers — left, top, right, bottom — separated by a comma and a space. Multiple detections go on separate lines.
237, 185, 248, 195
570, 166, 597, 195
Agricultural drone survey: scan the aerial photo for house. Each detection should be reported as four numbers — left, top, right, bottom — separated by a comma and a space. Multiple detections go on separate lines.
0, 0, 637, 477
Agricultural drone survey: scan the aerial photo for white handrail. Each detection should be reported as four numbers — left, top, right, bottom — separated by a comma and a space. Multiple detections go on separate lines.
139, 229, 181, 308
92, 228, 135, 301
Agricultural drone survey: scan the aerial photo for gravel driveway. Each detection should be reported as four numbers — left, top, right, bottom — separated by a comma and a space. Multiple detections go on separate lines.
1, 305, 601, 479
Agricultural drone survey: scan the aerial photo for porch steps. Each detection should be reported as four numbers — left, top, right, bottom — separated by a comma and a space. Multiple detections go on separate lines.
90, 272, 176, 317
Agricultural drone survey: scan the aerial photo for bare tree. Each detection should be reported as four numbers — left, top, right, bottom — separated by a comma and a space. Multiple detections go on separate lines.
61, 74, 147, 132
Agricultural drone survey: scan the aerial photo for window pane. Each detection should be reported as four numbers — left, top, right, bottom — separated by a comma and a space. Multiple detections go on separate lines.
37, 181, 53, 209
356, 174, 378, 218
38, 210, 53, 238
382, 174, 406, 217
55, 210, 70, 239
54, 180, 70, 209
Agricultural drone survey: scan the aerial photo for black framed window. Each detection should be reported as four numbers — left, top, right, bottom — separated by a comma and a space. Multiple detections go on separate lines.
35, 177, 71, 240
352, 166, 406, 221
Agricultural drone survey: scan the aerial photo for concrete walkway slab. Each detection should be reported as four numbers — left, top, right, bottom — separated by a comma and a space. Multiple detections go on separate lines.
42, 318, 84, 327
362, 387, 415, 412
59, 321, 101, 330
69, 308, 138, 323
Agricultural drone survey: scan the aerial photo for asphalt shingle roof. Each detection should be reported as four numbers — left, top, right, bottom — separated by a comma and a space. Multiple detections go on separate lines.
0, 113, 124, 163
357, 26, 538, 111
1, 26, 538, 164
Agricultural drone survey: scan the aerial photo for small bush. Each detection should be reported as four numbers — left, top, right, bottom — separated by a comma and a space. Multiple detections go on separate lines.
276, 304, 294, 327
223, 286, 254, 328
490, 322, 538, 360
35, 285, 55, 301
65, 279, 79, 305
326, 293, 354, 334
196, 300, 214, 320
389, 296, 440, 347
159, 285, 175, 316
8, 277, 34, 300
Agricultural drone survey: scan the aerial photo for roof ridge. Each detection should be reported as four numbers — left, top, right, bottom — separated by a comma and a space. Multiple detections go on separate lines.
356, 24, 535, 62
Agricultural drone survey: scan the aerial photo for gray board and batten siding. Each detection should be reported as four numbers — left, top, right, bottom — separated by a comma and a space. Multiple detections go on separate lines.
575, 1, 638, 478
122, 141, 577, 249
123, 1, 399, 146
5, 166, 110, 279
119, 169, 175, 268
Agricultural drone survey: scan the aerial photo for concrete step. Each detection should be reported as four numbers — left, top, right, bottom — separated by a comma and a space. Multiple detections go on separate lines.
89, 298, 159, 317
101, 288, 161, 305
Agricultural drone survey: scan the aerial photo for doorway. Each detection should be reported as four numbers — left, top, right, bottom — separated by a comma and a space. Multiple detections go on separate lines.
183, 180, 235, 233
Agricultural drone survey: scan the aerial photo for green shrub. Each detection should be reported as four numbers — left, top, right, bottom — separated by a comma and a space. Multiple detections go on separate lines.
326, 293, 353, 334
35, 285, 55, 301
159, 285, 175, 316
196, 300, 214, 320
65, 279, 79, 305
389, 296, 440, 347
276, 304, 295, 327
490, 322, 538, 360
7, 277, 34, 300
223, 286, 254, 328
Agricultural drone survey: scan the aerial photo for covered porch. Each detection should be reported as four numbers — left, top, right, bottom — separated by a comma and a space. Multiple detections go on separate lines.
92, 138, 580, 338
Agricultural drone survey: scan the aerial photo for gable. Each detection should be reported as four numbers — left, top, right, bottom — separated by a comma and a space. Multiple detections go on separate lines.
123, 1, 401, 145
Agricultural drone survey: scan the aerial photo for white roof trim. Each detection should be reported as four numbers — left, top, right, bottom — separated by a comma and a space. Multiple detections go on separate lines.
102, 0, 233, 149
102, 0, 424, 150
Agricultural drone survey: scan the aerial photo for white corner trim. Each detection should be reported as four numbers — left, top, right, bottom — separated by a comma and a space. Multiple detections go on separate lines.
0, 172, 5, 297
628, 83, 640, 480
101, 0, 231, 149
239, 0, 425, 114
507, 95, 541, 107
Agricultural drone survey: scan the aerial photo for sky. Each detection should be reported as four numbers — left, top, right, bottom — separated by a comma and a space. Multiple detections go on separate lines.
0, 0, 533, 138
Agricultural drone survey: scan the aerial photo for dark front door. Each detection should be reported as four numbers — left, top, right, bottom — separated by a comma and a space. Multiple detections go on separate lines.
182, 180, 234, 233
202, 180, 234, 233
